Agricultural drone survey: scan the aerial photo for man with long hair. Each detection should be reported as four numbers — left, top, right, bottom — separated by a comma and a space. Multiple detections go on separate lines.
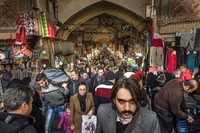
96, 78, 160, 133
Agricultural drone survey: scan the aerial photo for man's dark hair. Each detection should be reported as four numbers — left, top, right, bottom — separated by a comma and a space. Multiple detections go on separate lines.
82, 71, 88, 75
180, 64, 187, 68
98, 67, 104, 72
70, 69, 79, 74
111, 78, 141, 109
36, 73, 46, 82
184, 80, 194, 89
3, 84, 35, 112
91, 65, 96, 71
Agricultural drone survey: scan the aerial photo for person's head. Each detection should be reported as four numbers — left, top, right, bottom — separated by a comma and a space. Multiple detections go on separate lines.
36, 73, 48, 88
119, 65, 124, 72
86, 67, 91, 73
101, 63, 105, 68
91, 65, 96, 74
0, 65, 5, 71
105, 70, 116, 84
22, 77, 31, 86
183, 79, 198, 93
111, 78, 141, 119
97, 67, 104, 77
82, 71, 89, 80
108, 65, 115, 72
180, 64, 187, 73
126, 65, 133, 72
77, 82, 87, 96
70, 69, 79, 80
65, 103, 70, 112
8, 78, 22, 88
3, 84, 34, 115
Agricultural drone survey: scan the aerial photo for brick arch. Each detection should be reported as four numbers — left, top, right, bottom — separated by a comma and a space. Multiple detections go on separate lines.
56, 1, 146, 40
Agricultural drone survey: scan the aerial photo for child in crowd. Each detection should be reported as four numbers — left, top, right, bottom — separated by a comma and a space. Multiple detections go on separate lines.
58, 104, 73, 133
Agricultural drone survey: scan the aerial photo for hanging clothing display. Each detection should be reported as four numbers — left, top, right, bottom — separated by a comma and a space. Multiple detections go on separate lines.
194, 29, 200, 51
188, 30, 196, 51
149, 46, 163, 66
180, 31, 190, 48
151, 38, 164, 47
40, 12, 49, 37
175, 33, 181, 47
176, 47, 187, 69
15, 27, 26, 45
186, 51, 196, 73
19, 10, 36, 35
166, 49, 176, 74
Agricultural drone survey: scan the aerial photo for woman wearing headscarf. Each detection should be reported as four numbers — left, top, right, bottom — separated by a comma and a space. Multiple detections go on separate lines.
70, 82, 95, 133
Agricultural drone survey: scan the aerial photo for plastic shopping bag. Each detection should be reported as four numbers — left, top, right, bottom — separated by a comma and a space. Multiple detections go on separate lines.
82, 115, 97, 133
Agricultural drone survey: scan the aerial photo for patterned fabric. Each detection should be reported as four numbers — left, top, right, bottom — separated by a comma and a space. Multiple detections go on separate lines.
19, 10, 36, 35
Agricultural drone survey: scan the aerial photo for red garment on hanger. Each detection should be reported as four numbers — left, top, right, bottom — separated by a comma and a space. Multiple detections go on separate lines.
48, 24, 55, 38
166, 50, 176, 74
151, 38, 163, 47
15, 27, 26, 45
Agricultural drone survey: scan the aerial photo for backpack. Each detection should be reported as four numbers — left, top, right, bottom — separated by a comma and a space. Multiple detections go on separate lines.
43, 67, 70, 86
156, 72, 166, 87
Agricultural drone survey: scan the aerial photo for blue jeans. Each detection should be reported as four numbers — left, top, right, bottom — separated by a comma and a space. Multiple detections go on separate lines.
45, 105, 65, 133
176, 118, 188, 133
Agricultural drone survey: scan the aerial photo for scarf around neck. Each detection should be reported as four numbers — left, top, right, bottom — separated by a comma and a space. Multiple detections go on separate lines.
78, 92, 87, 112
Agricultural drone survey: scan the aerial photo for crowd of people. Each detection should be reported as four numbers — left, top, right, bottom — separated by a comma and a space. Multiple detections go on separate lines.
0, 50, 200, 133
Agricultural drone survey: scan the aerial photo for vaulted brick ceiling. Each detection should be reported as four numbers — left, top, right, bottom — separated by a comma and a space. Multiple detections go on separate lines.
56, 1, 147, 44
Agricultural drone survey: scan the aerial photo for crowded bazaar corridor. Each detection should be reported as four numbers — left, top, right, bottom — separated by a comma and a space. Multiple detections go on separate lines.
1, 0, 200, 133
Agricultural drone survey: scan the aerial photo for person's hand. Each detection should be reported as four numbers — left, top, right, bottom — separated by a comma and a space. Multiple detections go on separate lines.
40, 70, 43, 73
186, 109, 190, 113
62, 83, 68, 90
58, 126, 61, 129
71, 125, 75, 130
87, 110, 93, 118
187, 115, 194, 123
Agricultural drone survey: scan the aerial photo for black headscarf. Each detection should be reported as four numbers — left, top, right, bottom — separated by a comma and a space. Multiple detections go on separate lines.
78, 92, 87, 112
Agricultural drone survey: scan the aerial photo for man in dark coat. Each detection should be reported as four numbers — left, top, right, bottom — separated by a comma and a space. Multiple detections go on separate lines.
0, 84, 37, 133
154, 79, 198, 133
0, 65, 12, 93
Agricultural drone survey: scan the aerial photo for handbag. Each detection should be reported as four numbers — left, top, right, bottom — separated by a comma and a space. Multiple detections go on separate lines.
82, 115, 97, 133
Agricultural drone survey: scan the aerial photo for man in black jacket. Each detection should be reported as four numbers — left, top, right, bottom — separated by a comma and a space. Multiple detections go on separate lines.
0, 84, 37, 133
0, 65, 12, 93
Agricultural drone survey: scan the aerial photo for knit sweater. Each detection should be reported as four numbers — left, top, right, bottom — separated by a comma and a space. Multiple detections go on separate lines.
94, 81, 113, 112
